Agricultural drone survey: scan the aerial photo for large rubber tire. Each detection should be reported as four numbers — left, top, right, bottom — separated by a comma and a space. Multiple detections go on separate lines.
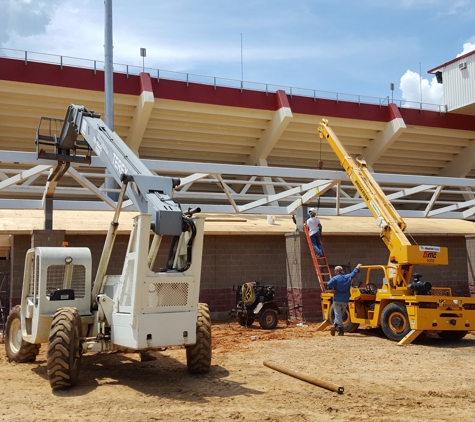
437, 330, 468, 341
259, 308, 278, 330
186, 303, 212, 374
236, 311, 254, 327
330, 303, 360, 333
47, 307, 83, 390
5, 305, 41, 363
381, 302, 411, 342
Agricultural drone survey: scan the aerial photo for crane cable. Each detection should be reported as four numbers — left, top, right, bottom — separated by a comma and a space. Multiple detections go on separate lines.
316, 130, 323, 213
241, 282, 256, 306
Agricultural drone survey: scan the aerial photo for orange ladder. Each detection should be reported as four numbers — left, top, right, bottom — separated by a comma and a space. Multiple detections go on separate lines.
304, 224, 332, 292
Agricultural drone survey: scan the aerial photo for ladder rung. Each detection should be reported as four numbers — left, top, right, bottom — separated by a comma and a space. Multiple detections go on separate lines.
304, 223, 331, 292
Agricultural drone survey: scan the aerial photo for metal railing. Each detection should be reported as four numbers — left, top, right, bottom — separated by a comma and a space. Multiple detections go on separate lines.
0, 47, 447, 113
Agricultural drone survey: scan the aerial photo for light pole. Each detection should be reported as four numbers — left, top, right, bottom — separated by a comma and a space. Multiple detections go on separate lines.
140, 48, 146, 73
104, 0, 113, 130
104, 0, 116, 199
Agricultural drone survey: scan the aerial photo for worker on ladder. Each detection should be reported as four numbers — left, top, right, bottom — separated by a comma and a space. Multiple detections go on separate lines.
306, 208, 323, 257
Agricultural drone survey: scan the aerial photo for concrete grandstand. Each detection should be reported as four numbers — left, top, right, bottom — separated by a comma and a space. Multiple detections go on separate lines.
1, 48, 475, 320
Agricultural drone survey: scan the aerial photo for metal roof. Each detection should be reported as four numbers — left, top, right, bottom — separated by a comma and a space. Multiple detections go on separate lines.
428, 49, 475, 74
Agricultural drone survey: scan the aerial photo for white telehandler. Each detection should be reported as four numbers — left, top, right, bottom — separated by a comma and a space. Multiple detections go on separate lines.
5, 105, 211, 390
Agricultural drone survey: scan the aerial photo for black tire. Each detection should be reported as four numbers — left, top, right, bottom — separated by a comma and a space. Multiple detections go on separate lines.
47, 307, 83, 390
236, 311, 254, 327
381, 302, 411, 342
5, 305, 41, 363
259, 308, 278, 330
186, 303, 212, 374
330, 303, 360, 333
437, 330, 468, 341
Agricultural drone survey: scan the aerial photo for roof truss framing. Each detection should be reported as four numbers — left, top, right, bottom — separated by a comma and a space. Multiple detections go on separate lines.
2, 151, 475, 220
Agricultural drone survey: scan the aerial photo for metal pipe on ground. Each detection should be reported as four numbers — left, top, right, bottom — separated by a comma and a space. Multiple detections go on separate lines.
263, 360, 344, 394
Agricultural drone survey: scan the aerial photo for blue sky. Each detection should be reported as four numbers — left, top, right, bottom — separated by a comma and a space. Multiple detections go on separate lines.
1, 0, 475, 106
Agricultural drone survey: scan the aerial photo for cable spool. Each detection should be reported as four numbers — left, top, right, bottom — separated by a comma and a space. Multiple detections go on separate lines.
241, 282, 256, 306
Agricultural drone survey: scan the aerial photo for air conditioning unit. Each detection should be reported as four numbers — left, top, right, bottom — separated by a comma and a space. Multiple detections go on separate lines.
459, 62, 467, 70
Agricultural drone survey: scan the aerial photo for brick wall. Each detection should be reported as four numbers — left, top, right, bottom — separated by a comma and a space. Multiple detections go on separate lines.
466, 235, 475, 297
322, 234, 469, 293
0, 259, 10, 274
7, 231, 472, 319
199, 235, 288, 319
10, 234, 31, 304
31, 230, 65, 248
284, 232, 472, 320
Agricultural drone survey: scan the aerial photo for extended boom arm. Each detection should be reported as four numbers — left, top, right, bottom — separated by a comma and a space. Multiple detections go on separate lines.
317, 118, 448, 287
38, 104, 183, 236
318, 119, 410, 251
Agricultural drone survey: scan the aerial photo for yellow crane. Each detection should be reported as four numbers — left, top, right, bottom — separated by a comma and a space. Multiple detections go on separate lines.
316, 118, 475, 344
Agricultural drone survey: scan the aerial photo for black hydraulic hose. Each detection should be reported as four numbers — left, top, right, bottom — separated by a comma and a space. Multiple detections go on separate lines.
166, 212, 198, 272
180, 216, 196, 272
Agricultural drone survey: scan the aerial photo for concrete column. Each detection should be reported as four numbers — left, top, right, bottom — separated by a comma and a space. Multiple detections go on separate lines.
285, 231, 322, 320
466, 235, 475, 297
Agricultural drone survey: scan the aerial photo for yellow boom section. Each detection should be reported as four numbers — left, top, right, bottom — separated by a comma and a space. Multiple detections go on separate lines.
317, 119, 448, 286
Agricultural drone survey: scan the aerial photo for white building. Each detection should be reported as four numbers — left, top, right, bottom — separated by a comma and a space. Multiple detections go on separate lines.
429, 50, 475, 115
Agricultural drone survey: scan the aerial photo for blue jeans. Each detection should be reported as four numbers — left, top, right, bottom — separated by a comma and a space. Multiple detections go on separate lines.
310, 231, 322, 256
333, 301, 347, 328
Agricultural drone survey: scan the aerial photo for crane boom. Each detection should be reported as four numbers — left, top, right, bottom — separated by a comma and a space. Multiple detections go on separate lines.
317, 118, 448, 287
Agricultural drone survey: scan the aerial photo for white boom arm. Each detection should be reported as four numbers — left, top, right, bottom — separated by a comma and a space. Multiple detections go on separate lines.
38, 104, 184, 236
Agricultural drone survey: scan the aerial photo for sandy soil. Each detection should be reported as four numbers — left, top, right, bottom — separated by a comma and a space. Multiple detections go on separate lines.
1, 320, 475, 422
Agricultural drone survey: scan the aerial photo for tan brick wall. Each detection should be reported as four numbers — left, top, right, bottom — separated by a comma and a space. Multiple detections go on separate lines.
10, 234, 30, 304
466, 235, 475, 297
7, 231, 472, 317
31, 230, 65, 248
0, 259, 10, 274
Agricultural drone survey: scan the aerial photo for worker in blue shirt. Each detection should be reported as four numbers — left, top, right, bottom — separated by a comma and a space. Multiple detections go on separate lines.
327, 263, 362, 336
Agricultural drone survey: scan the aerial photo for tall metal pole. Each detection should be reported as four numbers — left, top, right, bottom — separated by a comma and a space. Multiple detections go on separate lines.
104, 0, 114, 130
419, 62, 422, 106
240, 33, 243, 81
104, 0, 117, 199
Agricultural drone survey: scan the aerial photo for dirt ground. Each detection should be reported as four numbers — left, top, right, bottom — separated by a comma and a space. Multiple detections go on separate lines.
1, 320, 475, 422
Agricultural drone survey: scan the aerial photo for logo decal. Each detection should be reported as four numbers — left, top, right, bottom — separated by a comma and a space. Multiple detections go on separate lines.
419, 246, 441, 252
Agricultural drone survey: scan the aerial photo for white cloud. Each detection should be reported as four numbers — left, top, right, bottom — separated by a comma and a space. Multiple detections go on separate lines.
0, 0, 66, 45
3, 1, 103, 59
399, 38, 475, 109
456, 39, 475, 57
399, 70, 443, 108
2, 0, 475, 102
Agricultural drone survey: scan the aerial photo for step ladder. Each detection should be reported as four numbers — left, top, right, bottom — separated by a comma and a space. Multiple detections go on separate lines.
304, 224, 332, 292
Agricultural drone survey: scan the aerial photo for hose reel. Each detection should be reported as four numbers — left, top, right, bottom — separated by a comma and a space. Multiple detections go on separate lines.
241, 282, 256, 306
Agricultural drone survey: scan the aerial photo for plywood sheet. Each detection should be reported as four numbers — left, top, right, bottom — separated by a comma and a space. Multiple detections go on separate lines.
0, 210, 474, 236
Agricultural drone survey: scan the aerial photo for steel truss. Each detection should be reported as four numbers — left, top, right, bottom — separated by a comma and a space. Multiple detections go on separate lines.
2, 151, 475, 220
